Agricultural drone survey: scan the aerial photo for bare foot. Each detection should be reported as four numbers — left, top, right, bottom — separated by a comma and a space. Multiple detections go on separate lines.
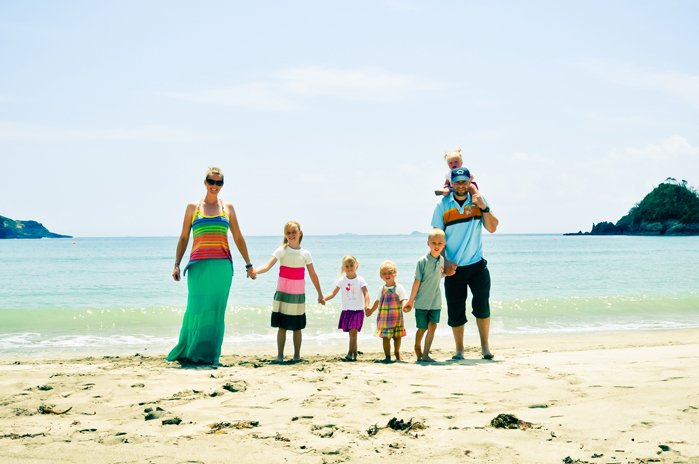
394, 352, 404, 361
414, 345, 423, 359
421, 355, 436, 363
451, 351, 465, 360
271, 357, 284, 364
482, 346, 494, 360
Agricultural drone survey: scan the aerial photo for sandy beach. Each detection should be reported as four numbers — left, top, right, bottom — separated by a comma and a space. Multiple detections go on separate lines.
1, 329, 698, 464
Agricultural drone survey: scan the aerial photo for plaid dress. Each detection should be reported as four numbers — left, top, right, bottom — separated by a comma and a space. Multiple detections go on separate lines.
374, 286, 407, 338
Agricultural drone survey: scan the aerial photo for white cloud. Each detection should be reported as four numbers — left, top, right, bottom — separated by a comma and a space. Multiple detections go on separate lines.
384, 0, 420, 12
166, 66, 436, 110
165, 82, 297, 111
621, 136, 699, 161
578, 58, 699, 108
512, 152, 554, 164
0, 122, 218, 142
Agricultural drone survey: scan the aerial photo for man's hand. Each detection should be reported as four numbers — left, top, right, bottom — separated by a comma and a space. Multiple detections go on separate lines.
444, 265, 456, 277
246, 267, 257, 279
471, 192, 487, 209
403, 301, 413, 313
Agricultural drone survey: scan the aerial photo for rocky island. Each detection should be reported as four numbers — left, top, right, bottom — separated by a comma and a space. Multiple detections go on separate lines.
567, 180, 699, 236
0, 215, 71, 239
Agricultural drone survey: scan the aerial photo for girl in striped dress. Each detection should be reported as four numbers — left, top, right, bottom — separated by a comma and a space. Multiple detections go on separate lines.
366, 261, 408, 363
255, 221, 325, 363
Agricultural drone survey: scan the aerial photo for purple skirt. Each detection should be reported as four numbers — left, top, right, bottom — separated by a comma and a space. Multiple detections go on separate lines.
338, 310, 364, 332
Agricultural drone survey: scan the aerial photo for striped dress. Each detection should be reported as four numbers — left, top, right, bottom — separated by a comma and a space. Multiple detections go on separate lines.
183, 199, 233, 276
271, 246, 313, 331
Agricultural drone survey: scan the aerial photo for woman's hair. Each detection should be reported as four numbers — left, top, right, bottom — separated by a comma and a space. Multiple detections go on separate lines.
379, 261, 397, 276
444, 148, 463, 162
336, 255, 359, 281
205, 166, 224, 180
282, 221, 303, 248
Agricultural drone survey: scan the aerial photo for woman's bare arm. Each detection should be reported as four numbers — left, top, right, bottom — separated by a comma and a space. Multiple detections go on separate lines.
173, 203, 197, 281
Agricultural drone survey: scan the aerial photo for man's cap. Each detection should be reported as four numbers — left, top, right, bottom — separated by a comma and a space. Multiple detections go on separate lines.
451, 167, 471, 183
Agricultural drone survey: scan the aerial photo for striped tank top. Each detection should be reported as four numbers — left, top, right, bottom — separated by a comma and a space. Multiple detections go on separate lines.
183, 199, 232, 275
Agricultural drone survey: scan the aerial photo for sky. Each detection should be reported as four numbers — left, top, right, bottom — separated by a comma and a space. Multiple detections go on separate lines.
1, 0, 698, 237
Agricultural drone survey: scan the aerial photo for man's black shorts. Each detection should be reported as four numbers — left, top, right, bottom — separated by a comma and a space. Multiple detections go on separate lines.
444, 259, 491, 327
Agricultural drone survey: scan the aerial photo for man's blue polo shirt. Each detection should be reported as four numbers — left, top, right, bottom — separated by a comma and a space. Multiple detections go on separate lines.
431, 193, 487, 267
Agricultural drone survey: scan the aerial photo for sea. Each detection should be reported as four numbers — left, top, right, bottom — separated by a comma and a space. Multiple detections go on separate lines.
1, 234, 698, 357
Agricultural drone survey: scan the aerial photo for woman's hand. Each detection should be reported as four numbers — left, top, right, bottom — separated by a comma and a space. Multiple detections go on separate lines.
318, 295, 326, 305
246, 267, 257, 280
173, 265, 181, 282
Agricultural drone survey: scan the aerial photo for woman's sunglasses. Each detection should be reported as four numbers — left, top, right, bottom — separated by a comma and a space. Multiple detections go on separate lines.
206, 178, 224, 186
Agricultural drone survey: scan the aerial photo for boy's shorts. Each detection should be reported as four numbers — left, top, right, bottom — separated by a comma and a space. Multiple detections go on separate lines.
415, 309, 440, 330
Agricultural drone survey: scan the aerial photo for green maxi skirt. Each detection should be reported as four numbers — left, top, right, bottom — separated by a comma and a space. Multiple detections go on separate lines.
167, 259, 233, 364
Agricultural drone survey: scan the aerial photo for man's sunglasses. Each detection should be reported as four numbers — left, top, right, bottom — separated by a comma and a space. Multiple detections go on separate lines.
206, 178, 224, 186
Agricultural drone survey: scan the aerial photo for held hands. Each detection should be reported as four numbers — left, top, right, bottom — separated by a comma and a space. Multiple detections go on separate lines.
246, 267, 257, 280
318, 295, 326, 306
364, 306, 373, 317
403, 301, 413, 313
444, 265, 456, 277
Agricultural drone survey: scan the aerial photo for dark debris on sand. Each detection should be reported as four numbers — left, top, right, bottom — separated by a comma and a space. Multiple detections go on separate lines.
491, 413, 532, 430
367, 417, 427, 436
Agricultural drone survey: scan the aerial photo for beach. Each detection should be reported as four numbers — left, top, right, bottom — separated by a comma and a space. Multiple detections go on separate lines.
2, 329, 698, 464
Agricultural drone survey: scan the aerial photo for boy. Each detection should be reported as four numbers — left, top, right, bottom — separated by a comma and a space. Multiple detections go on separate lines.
403, 228, 455, 362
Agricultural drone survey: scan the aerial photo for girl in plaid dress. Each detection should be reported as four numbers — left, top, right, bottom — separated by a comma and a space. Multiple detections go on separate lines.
366, 261, 408, 362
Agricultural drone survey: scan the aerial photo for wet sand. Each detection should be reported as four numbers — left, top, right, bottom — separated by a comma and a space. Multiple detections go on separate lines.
1, 329, 698, 463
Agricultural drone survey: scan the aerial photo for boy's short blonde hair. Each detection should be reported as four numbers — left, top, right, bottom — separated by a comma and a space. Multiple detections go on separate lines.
427, 228, 446, 241
379, 261, 397, 275
205, 166, 224, 180
444, 148, 463, 162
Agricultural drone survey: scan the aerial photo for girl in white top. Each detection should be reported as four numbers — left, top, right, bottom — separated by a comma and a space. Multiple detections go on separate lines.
323, 255, 370, 362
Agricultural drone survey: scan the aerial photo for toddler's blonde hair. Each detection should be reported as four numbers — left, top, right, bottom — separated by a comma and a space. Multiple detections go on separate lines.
205, 166, 224, 180
337, 255, 359, 281
379, 261, 398, 276
282, 221, 303, 248
444, 148, 463, 163
427, 228, 446, 241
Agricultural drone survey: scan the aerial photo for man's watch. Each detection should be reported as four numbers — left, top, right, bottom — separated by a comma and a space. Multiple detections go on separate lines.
245, 263, 253, 269
481, 206, 490, 213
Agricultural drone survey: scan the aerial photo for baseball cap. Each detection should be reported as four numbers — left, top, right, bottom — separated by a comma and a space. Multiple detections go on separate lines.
451, 167, 471, 183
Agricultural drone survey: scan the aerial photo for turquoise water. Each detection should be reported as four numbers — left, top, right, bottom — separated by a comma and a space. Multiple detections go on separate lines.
1, 235, 698, 356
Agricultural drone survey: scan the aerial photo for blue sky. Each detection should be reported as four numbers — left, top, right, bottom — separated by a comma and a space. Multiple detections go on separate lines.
1, 1, 698, 236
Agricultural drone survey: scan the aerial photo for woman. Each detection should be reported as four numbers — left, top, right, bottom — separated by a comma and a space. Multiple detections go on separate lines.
168, 167, 256, 365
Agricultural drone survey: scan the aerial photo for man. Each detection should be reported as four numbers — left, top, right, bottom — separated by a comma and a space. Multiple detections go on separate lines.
431, 167, 499, 360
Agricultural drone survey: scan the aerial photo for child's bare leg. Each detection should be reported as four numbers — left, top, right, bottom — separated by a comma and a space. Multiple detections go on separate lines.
348, 329, 358, 360
414, 328, 426, 359
421, 322, 438, 362
275, 328, 286, 362
469, 183, 479, 195
393, 335, 403, 361
292, 330, 302, 361
382, 337, 391, 361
